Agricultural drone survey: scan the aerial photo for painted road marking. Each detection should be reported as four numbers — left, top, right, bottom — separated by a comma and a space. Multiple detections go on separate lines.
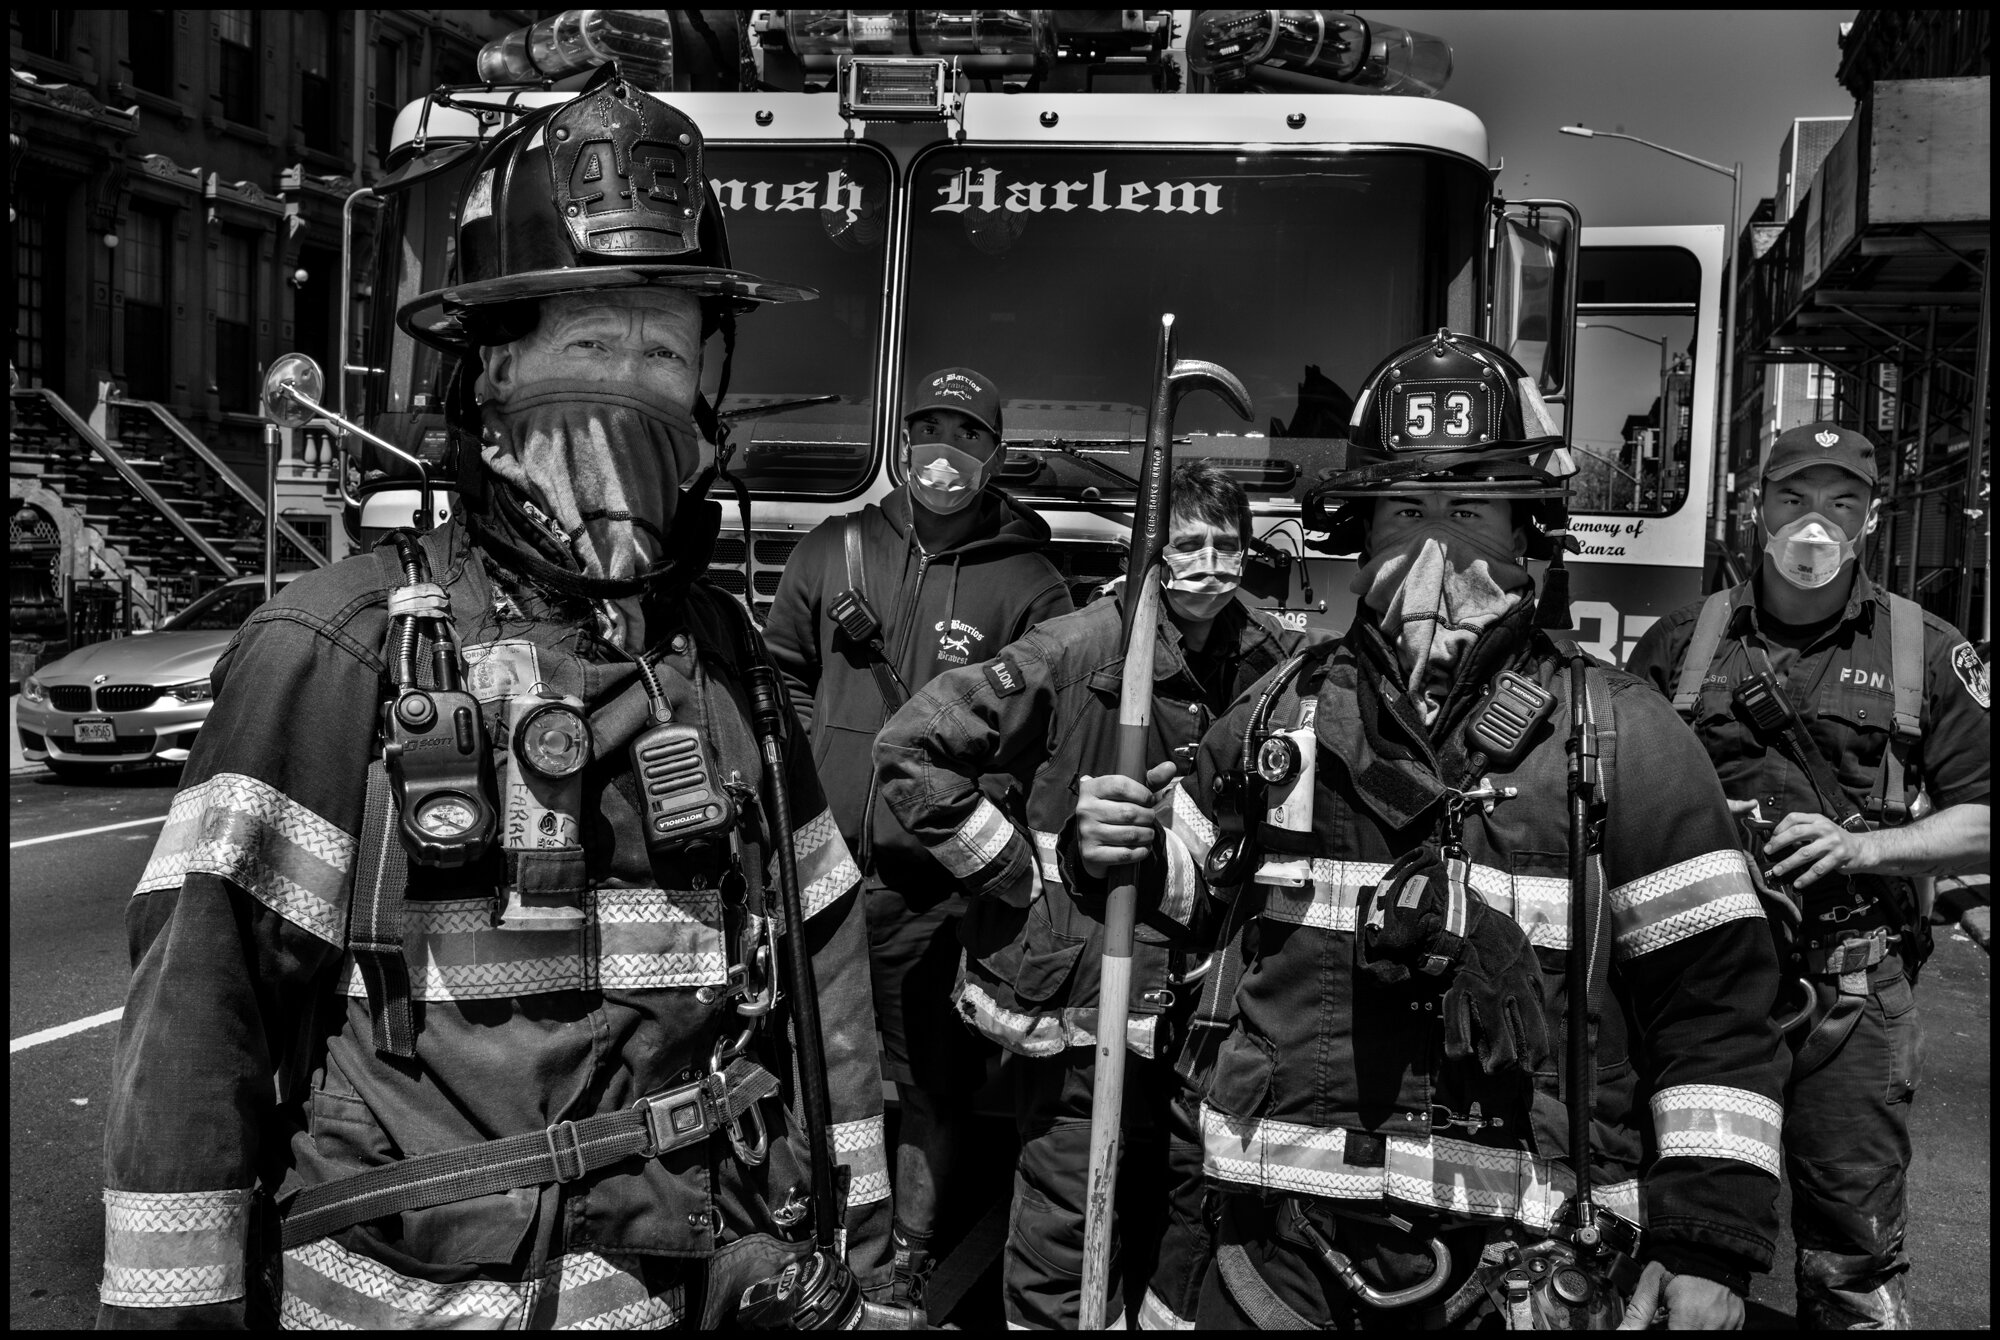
10, 815, 168, 849
11, 1007, 124, 1054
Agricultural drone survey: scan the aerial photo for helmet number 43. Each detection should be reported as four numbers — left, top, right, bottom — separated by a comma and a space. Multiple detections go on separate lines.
1403, 391, 1475, 440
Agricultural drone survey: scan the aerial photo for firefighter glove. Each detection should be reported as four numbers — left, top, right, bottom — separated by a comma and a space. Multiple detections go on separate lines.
1440, 900, 1551, 1078
1360, 843, 1462, 986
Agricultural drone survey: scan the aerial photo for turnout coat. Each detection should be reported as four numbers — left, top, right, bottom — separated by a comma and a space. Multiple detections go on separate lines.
99, 521, 890, 1328
1156, 607, 1790, 1290
874, 589, 1316, 1058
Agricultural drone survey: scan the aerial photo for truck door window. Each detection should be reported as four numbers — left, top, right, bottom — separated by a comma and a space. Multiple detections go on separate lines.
900, 148, 1487, 511
1565, 245, 1700, 517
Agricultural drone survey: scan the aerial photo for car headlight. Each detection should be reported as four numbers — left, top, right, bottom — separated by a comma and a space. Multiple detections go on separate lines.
161, 679, 214, 703
21, 675, 48, 705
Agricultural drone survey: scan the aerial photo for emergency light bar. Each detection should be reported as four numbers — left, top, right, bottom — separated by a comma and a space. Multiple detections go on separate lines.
762, 9, 1055, 73
475, 9, 674, 88
842, 58, 959, 122
1188, 9, 1452, 97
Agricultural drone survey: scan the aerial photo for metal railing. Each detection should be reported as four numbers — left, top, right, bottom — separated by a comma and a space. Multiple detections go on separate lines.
11, 388, 240, 578
109, 396, 331, 569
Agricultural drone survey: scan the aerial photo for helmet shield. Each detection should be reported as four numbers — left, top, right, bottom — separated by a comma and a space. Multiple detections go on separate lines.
399, 77, 815, 352
1304, 329, 1576, 556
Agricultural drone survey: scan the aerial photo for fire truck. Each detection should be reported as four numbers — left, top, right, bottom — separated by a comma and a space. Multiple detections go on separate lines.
330, 9, 1726, 666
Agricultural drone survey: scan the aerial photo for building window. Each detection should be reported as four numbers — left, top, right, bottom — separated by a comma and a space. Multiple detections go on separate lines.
122, 210, 172, 401
373, 37, 406, 159
434, 41, 478, 88
217, 9, 258, 125
216, 231, 258, 413
15, 11, 73, 60
16, 190, 48, 386
298, 11, 337, 152
129, 11, 175, 95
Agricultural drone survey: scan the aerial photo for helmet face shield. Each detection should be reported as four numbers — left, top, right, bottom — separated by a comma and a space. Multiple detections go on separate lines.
399, 76, 816, 353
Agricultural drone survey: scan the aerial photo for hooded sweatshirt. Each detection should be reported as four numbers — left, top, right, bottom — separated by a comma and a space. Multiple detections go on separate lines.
765, 487, 1073, 903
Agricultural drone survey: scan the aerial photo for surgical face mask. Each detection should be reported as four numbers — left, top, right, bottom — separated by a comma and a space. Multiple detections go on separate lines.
1159, 544, 1244, 623
1349, 519, 1531, 706
480, 378, 704, 581
904, 438, 993, 516
1764, 511, 1858, 590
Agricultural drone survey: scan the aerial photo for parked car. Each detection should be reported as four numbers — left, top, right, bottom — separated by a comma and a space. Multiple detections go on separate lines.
17, 573, 298, 782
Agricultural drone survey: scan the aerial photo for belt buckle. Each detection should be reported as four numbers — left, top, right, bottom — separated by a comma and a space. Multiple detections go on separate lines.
545, 1119, 587, 1183
634, 1079, 712, 1158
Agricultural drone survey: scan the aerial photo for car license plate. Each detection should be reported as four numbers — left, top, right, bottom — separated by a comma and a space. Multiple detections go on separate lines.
74, 717, 116, 745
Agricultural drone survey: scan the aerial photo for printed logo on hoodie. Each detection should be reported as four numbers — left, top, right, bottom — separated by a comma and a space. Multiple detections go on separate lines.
935, 618, 988, 665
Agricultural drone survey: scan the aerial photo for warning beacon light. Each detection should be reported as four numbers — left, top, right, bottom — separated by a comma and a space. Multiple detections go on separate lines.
475, 9, 675, 88
1187, 9, 1452, 97
760, 10, 1056, 72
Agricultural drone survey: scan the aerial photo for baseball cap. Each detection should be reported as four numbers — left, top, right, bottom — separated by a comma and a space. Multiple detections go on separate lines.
1762, 421, 1878, 487
904, 367, 1002, 437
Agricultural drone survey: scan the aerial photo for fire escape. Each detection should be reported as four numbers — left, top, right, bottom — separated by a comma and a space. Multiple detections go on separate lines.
1733, 9, 1991, 638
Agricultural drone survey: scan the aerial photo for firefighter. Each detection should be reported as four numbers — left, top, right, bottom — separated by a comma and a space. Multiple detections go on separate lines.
874, 461, 1325, 1328
1628, 422, 1990, 1329
1076, 331, 1791, 1329
764, 367, 1073, 1316
99, 82, 891, 1328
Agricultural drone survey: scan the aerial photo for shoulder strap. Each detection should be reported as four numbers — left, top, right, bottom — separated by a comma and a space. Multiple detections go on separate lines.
838, 515, 911, 715
1671, 589, 1738, 720
843, 515, 866, 601
1884, 593, 1925, 741
349, 757, 417, 1059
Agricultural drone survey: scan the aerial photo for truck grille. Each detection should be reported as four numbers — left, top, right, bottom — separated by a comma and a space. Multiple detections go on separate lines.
97, 685, 163, 712
48, 686, 93, 712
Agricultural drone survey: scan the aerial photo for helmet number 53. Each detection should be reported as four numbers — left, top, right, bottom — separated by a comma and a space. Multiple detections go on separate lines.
1404, 392, 1475, 440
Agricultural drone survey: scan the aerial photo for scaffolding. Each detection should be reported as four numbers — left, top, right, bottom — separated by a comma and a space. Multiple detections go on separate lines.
1732, 12, 1991, 641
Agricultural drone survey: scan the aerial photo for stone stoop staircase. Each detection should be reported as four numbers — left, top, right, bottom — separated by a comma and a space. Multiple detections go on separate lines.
9, 388, 246, 617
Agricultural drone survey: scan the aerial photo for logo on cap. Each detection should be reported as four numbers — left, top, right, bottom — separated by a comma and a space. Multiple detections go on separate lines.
1815, 430, 1840, 448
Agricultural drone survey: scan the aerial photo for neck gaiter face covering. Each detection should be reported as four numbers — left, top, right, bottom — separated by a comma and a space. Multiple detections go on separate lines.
480, 379, 704, 582
1350, 520, 1532, 714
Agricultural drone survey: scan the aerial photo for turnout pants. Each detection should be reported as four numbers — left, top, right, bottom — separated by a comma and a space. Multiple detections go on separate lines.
1003, 1049, 1204, 1330
1785, 951, 1923, 1329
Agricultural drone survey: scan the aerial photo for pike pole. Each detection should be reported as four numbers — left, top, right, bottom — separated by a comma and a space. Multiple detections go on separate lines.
1078, 314, 1250, 1328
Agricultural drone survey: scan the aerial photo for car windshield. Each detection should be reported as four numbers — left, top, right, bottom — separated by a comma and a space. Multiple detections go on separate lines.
900, 147, 1488, 509
163, 582, 274, 631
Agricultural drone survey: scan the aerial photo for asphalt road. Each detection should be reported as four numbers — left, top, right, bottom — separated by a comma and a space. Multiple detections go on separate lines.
8, 764, 1990, 1330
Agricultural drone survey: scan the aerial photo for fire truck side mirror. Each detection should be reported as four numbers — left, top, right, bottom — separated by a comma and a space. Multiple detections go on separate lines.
1489, 201, 1581, 404
262, 352, 326, 430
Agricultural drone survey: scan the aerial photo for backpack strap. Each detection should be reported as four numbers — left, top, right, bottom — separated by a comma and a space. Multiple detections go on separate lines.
1671, 588, 1738, 721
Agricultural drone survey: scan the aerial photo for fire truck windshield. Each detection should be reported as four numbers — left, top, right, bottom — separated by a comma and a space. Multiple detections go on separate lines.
900, 147, 1487, 509
358, 142, 893, 499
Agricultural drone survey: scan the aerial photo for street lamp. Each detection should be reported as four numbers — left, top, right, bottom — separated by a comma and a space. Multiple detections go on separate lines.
1561, 124, 1741, 546
1578, 321, 1670, 510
